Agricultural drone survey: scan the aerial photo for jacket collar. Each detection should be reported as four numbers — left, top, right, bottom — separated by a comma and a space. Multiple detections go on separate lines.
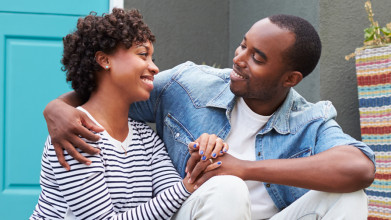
260, 89, 295, 135
205, 83, 296, 135
206, 83, 236, 110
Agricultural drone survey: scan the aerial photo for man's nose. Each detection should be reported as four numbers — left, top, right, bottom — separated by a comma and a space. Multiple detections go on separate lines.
233, 48, 246, 68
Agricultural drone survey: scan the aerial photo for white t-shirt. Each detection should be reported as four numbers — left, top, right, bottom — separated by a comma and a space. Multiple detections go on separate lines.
225, 98, 279, 220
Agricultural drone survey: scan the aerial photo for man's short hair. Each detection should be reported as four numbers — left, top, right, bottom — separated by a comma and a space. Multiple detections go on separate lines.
269, 14, 321, 78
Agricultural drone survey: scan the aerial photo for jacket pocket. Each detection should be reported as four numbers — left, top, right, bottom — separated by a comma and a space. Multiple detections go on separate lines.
164, 113, 194, 146
288, 148, 311, 159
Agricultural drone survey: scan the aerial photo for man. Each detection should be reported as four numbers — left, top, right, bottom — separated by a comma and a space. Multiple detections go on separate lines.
45, 14, 375, 219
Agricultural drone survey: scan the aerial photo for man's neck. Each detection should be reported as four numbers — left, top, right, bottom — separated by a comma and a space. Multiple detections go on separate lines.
243, 91, 289, 116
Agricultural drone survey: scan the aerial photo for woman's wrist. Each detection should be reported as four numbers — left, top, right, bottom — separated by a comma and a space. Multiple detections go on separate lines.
182, 178, 195, 193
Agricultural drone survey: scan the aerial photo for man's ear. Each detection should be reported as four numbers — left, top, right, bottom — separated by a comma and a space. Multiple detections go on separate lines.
95, 51, 110, 70
283, 71, 303, 87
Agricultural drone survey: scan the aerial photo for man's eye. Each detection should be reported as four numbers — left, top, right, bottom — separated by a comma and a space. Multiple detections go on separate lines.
139, 53, 148, 57
252, 54, 263, 64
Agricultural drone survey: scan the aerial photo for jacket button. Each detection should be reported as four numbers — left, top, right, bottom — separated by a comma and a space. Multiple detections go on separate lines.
175, 133, 180, 138
266, 184, 271, 188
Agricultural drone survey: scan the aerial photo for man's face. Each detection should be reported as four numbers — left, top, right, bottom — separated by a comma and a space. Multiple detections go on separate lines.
230, 18, 295, 104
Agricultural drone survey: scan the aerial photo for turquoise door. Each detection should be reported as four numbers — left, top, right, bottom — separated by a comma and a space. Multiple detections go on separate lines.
0, 1, 109, 219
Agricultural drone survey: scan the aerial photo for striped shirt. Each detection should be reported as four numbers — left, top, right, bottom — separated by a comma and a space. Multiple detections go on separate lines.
31, 108, 190, 220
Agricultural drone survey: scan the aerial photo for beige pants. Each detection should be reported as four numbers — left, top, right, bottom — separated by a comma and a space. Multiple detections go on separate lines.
172, 175, 368, 220
172, 175, 251, 220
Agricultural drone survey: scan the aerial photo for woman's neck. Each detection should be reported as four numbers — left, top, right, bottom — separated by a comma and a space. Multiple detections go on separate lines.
82, 89, 131, 142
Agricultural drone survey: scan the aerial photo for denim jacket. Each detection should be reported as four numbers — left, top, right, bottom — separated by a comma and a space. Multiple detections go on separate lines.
130, 61, 375, 210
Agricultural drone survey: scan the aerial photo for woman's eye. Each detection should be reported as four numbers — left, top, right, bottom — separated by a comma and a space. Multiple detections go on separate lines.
240, 44, 246, 49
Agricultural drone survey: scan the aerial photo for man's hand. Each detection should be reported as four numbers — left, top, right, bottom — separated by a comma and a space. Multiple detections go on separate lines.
187, 153, 245, 185
43, 99, 104, 170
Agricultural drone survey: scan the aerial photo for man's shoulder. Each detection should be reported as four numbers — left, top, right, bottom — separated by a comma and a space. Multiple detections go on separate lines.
287, 91, 338, 132
291, 90, 337, 119
157, 61, 231, 84
155, 61, 233, 105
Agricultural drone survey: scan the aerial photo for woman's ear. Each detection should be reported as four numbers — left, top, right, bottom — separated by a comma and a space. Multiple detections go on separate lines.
283, 71, 303, 88
95, 51, 110, 70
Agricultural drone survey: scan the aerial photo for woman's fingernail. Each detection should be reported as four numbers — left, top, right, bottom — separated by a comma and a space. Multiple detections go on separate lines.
220, 150, 223, 154
200, 150, 204, 155
202, 156, 206, 160
212, 153, 217, 157
193, 143, 197, 148
224, 148, 228, 152
217, 161, 222, 165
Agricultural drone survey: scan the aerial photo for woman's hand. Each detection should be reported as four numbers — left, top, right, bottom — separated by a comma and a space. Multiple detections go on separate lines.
189, 133, 228, 160
43, 98, 104, 170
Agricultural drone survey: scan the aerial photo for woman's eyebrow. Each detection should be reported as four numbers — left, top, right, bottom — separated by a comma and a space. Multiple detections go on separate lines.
136, 44, 150, 51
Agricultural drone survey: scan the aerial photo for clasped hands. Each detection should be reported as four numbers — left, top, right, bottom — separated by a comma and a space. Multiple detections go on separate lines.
184, 133, 229, 190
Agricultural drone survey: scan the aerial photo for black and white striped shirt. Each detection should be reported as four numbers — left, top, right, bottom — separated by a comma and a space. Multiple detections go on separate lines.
31, 109, 190, 220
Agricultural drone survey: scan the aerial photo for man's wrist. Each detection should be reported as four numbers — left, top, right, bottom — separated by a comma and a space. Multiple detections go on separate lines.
58, 91, 83, 107
238, 160, 251, 180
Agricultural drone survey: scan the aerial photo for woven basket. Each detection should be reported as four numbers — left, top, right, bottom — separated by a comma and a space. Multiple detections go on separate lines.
356, 44, 391, 220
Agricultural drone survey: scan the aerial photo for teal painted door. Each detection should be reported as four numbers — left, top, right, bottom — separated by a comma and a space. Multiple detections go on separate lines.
0, 1, 109, 219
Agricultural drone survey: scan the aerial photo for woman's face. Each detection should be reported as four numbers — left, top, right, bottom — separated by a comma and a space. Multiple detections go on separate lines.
107, 41, 159, 102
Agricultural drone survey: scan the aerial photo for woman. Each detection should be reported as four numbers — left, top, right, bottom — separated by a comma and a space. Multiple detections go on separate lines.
30, 8, 222, 219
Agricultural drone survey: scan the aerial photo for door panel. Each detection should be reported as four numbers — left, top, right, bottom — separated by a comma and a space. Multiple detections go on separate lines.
0, 1, 109, 218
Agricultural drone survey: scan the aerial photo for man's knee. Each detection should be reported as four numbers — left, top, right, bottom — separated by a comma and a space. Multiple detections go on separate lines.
204, 175, 249, 197
197, 175, 250, 207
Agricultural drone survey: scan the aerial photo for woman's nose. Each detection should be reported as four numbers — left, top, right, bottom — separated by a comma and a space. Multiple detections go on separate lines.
149, 60, 159, 75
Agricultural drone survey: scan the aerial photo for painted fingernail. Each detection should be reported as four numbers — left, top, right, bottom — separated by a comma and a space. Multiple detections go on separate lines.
193, 143, 197, 148
200, 150, 204, 155
224, 148, 228, 152
212, 153, 217, 157
202, 156, 206, 161
217, 161, 222, 165
220, 150, 223, 154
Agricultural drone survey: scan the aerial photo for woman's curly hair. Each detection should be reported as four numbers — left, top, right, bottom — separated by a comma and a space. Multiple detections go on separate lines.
61, 8, 155, 101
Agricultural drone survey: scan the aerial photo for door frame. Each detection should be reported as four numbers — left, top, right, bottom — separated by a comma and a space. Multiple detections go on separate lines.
110, 0, 124, 11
